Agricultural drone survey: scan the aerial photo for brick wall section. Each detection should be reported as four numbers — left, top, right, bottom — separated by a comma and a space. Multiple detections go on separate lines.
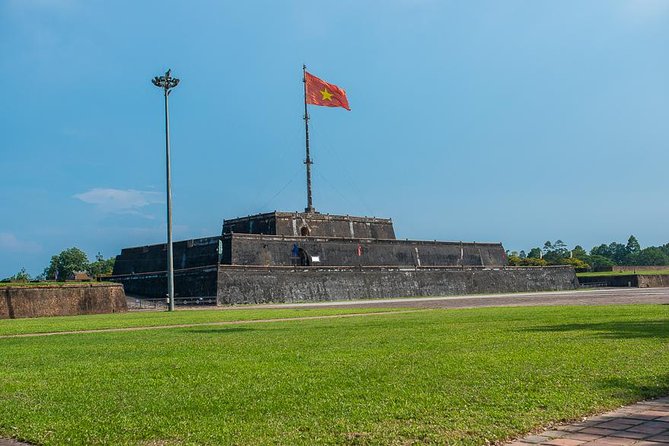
222, 212, 396, 239
113, 237, 222, 275
637, 274, 669, 287
112, 266, 218, 300
112, 234, 506, 275
594, 265, 669, 272
0, 283, 127, 319
230, 234, 505, 267
216, 266, 578, 305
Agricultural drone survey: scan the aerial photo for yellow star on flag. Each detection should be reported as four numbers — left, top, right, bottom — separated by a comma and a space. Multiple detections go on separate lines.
320, 88, 333, 101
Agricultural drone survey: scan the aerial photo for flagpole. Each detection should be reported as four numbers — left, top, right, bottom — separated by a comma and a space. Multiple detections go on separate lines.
303, 64, 315, 213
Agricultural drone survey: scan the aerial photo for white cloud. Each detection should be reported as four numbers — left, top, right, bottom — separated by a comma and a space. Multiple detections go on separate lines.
74, 188, 164, 216
0, 233, 42, 253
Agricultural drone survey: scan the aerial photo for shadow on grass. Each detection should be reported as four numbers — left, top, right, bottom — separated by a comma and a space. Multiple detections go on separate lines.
186, 327, 255, 335
594, 374, 669, 405
525, 320, 669, 340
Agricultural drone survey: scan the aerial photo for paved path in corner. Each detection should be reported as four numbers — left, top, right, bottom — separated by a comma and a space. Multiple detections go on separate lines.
507, 397, 669, 446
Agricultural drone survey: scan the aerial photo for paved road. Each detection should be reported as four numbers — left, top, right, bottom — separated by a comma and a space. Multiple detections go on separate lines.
245, 287, 669, 310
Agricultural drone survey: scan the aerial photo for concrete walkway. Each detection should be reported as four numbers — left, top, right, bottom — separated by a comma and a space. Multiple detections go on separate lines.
507, 397, 669, 446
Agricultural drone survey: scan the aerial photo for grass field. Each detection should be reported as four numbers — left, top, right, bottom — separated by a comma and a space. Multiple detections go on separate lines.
577, 270, 669, 277
1, 305, 668, 445
0, 307, 403, 337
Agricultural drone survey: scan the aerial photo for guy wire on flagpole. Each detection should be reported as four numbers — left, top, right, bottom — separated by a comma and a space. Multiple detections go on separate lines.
303, 64, 315, 213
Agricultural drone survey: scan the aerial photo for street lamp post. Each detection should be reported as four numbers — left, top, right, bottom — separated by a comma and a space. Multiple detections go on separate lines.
152, 69, 180, 312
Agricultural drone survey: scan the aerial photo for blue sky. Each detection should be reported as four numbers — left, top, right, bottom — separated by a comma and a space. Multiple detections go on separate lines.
1, 0, 669, 278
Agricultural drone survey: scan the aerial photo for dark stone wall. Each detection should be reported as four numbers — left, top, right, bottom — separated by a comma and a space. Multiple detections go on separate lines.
112, 233, 505, 276
0, 283, 127, 319
578, 274, 669, 288
113, 237, 221, 275
223, 212, 396, 239
216, 266, 578, 305
111, 266, 218, 300
577, 275, 639, 287
230, 235, 506, 267
223, 213, 276, 235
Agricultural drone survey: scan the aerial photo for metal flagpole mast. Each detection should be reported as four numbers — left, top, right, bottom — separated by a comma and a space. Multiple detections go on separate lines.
152, 69, 180, 312
303, 64, 315, 213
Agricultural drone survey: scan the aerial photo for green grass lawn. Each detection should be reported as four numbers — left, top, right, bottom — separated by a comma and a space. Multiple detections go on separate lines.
577, 270, 669, 277
0, 307, 403, 337
1, 305, 668, 445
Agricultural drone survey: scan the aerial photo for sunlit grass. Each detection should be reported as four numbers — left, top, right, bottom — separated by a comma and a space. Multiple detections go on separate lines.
1, 305, 668, 445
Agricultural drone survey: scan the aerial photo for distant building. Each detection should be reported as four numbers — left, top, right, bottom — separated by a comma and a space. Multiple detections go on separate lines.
69, 271, 92, 282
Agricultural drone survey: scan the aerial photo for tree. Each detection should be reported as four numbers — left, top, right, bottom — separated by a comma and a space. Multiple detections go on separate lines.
3, 268, 31, 282
519, 250, 527, 259
590, 244, 612, 258
86, 253, 115, 277
626, 235, 641, 255
542, 239, 570, 264
507, 255, 547, 267
527, 247, 542, 259
559, 257, 590, 270
572, 245, 587, 259
636, 247, 669, 266
608, 242, 629, 265
43, 247, 89, 281
586, 254, 614, 268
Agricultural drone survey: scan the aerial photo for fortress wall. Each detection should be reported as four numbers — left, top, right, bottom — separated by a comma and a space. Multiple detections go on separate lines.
273, 215, 396, 239
217, 266, 577, 305
112, 266, 218, 299
230, 235, 506, 267
223, 213, 276, 235
113, 237, 221, 275
577, 274, 669, 288
577, 275, 639, 287
222, 212, 396, 239
638, 274, 669, 288
595, 266, 669, 273
0, 283, 127, 319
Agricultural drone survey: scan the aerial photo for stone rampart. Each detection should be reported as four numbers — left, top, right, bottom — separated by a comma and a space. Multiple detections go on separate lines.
216, 265, 577, 305
594, 266, 669, 273
230, 234, 505, 267
113, 237, 221, 275
223, 212, 396, 239
577, 274, 669, 288
0, 283, 127, 319
112, 266, 218, 300
637, 275, 669, 288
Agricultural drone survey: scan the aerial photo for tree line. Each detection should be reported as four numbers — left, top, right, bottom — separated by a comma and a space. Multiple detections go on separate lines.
2, 247, 116, 282
507, 235, 669, 270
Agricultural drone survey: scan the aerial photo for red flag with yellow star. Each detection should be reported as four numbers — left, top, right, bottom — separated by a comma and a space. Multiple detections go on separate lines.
305, 71, 350, 111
